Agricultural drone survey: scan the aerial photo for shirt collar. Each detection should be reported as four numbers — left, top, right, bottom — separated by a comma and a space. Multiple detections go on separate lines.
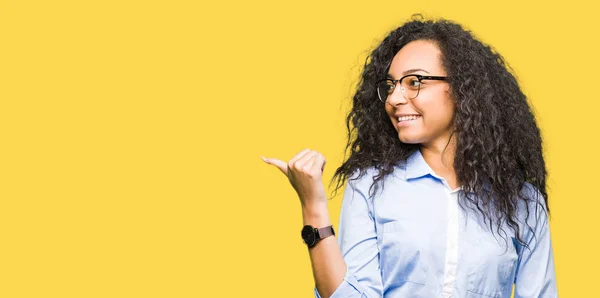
403, 149, 437, 180
401, 149, 465, 193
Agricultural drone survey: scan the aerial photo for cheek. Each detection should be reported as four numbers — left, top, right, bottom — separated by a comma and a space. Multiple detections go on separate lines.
420, 99, 455, 129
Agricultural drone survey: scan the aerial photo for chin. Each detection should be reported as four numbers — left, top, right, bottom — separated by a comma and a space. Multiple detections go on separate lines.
398, 135, 422, 144
396, 125, 426, 144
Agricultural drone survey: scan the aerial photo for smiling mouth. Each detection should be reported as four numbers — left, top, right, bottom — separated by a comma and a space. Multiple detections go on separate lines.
397, 115, 421, 122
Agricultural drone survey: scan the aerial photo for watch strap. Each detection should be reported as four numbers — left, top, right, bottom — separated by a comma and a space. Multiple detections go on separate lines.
317, 225, 335, 240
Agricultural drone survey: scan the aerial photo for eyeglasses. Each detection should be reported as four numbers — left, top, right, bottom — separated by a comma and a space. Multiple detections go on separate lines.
376, 74, 447, 102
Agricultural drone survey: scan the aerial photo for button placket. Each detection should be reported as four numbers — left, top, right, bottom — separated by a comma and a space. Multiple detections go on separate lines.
441, 188, 460, 298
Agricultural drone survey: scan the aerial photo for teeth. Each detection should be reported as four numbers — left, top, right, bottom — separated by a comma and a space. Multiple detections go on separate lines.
398, 115, 420, 122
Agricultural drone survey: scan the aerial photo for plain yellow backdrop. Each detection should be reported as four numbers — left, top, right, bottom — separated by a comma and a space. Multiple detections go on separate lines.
1, 0, 598, 297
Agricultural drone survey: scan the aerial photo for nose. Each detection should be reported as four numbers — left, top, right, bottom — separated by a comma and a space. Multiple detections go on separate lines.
386, 84, 409, 106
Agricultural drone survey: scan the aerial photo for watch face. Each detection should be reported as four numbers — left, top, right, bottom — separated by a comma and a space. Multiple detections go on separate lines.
301, 225, 316, 247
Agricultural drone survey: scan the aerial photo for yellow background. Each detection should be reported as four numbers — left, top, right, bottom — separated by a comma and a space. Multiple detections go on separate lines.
1, 0, 597, 297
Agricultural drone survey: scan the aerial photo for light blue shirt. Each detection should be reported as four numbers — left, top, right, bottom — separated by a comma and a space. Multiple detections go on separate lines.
315, 149, 557, 298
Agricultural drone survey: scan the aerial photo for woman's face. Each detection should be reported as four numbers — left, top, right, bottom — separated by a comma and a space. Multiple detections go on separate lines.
384, 40, 455, 148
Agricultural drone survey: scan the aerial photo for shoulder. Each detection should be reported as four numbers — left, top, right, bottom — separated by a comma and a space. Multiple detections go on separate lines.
517, 182, 548, 216
346, 166, 404, 194
345, 167, 376, 196
516, 182, 550, 240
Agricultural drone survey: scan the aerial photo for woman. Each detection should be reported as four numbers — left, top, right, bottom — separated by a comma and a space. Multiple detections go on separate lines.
262, 15, 557, 298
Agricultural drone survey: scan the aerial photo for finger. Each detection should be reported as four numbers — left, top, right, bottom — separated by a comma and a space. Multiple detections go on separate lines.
310, 152, 326, 175
294, 150, 319, 171
315, 154, 327, 173
261, 157, 288, 176
288, 148, 311, 167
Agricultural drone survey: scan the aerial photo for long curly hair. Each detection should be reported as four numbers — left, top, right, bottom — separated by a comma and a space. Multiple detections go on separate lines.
329, 14, 549, 249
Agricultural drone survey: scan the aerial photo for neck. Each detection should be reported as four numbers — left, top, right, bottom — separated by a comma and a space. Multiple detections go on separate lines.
419, 132, 458, 190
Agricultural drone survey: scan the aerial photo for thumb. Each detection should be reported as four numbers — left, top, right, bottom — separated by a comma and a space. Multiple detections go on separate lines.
261, 156, 288, 177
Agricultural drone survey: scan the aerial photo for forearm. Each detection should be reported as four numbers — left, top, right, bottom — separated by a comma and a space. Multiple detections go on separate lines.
303, 204, 347, 298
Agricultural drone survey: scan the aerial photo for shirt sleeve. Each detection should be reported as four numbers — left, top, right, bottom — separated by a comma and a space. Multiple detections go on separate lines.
514, 185, 559, 298
314, 176, 383, 298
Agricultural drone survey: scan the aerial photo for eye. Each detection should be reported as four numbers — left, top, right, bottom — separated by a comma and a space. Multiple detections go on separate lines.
385, 80, 395, 92
407, 78, 421, 88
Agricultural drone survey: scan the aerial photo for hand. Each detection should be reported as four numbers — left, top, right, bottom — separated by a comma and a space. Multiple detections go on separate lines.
261, 149, 328, 208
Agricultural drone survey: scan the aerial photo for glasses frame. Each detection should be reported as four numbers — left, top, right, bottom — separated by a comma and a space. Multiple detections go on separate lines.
376, 74, 447, 103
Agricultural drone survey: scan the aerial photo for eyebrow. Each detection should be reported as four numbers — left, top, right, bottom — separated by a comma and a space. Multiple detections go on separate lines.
387, 68, 430, 78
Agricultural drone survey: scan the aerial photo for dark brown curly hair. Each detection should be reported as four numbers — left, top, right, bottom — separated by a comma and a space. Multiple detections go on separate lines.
329, 15, 549, 250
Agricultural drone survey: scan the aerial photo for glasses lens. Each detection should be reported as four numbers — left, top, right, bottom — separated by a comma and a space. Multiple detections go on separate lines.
401, 75, 421, 100
377, 80, 394, 102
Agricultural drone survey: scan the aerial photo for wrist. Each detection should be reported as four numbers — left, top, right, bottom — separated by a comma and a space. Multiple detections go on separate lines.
302, 203, 330, 226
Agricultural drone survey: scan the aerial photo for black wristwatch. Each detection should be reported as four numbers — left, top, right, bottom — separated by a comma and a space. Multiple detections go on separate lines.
301, 225, 335, 248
